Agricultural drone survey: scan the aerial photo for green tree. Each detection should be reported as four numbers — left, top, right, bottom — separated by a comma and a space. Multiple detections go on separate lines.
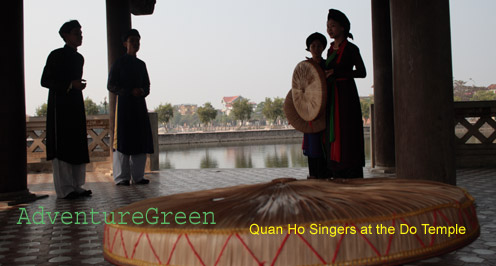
453, 79, 487, 101
197, 102, 217, 126
453, 80, 467, 88
231, 98, 253, 125
470, 90, 496, 101
262, 97, 285, 125
251, 101, 265, 124
172, 108, 183, 126
273, 97, 286, 120
35, 103, 48, 117
360, 96, 374, 121
99, 97, 109, 114
155, 103, 174, 128
177, 113, 200, 127
84, 97, 99, 115
214, 112, 235, 126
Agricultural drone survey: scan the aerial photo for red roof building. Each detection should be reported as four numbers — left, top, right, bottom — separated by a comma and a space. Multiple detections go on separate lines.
221, 95, 243, 115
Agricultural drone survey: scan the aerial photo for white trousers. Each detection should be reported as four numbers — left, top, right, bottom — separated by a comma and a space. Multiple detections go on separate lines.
52, 158, 87, 198
113, 150, 147, 183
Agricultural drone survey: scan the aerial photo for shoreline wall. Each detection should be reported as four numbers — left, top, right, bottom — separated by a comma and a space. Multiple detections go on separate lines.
159, 127, 370, 146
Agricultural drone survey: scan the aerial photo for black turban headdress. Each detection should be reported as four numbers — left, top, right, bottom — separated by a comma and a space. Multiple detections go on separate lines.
122, 29, 141, 42
59, 20, 81, 39
327, 9, 354, 40
305, 32, 327, 51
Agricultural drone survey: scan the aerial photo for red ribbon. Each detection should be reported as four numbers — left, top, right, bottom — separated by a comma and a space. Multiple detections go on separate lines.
330, 83, 341, 162
328, 40, 347, 163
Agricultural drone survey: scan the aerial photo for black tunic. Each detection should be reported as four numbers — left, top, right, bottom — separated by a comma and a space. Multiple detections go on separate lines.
41, 45, 89, 164
324, 40, 366, 171
108, 54, 154, 155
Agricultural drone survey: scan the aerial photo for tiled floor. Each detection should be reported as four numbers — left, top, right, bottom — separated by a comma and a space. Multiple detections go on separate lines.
0, 167, 494, 265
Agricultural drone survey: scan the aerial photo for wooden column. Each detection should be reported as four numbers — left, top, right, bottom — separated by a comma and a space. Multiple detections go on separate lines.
106, 0, 131, 154
371, 0, 395, 173
0, 0, 27, 195
0, 0, 47, 204
390, 0, 456, 184
148, 112, 159, 171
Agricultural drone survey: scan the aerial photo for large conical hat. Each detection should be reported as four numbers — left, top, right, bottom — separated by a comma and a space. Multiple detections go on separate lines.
284, 90, 326, 133
104, 178, 479, 266
291, 60, 327, 121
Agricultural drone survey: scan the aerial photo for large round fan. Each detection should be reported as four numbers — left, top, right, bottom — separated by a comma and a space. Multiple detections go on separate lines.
284, 90, 326, 133
291, 60, 327, 121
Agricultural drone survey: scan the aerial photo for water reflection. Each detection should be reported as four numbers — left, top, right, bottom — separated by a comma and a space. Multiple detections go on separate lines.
265, 145, 289, 168
159, 136, 371, 169
200, 150, 218, 168
364, 136, 371, 162
161, 158, 174, 169
290, 145, 308, 167
235, 147, 253, 168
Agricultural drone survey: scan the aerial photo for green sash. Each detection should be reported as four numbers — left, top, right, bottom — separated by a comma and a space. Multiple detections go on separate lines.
326, 51, 337, 142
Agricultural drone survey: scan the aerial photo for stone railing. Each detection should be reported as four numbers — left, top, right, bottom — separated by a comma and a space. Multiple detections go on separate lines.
454, 101, 496, 167
26, 113, 159, 171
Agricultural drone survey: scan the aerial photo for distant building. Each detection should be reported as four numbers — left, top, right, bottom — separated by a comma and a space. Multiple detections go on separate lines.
488, 84, 496, 94
176, 104, 198, 115
221, 96, 243, 115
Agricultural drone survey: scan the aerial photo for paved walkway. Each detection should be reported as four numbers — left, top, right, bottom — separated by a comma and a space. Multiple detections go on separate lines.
0, 168, 494, 265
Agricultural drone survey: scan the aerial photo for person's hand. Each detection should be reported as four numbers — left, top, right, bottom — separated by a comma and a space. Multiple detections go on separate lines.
71, 79, 87, 90
325, 69, 334, 78
132, 88, 145, 97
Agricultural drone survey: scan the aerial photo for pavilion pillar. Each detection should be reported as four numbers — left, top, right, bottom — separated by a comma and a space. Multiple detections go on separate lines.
0, 0, 46, 204
0, 0, 26, 195
371, 0, 395, 173
390, 0, 456, 184
106, 0, 131, 154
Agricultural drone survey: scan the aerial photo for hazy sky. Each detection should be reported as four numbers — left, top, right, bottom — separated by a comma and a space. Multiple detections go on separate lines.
24, 0, 496, 115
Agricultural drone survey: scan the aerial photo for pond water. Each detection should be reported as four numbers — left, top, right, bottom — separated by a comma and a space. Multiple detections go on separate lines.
160, 136, 371, 169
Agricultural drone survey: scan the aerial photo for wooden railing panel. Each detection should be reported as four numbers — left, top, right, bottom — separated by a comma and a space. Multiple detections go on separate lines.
369, 101, 496, 168
26, 113, 159, 172
454, 101, 496, 167
26, 114, 111, 162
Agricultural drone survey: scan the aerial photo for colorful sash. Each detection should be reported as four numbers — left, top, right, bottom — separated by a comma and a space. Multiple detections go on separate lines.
325, 40, 347, 162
